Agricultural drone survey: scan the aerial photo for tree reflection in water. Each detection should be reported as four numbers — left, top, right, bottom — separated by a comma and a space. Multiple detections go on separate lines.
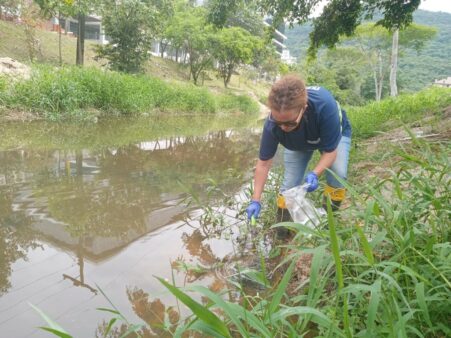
96, 287, 179, 338
95, 229, 238, 338
0, 151, 42, 295
0, 125, 262, 335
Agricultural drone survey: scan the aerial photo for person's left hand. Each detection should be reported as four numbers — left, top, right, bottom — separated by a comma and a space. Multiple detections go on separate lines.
305, 172, 319, 192
246, 200, 261, 220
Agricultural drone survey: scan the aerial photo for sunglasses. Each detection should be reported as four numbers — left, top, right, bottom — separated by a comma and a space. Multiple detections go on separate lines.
268, 107, 305, 128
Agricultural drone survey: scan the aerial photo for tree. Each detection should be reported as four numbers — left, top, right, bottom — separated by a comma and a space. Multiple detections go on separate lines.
207, 0, 265, 37
251, 45, 280, 81
259, 0, 421, 57
165, 6, 214, 85
348, 23, 392, 101
212, 0, 421, 58
206, 0, 240, 28
18, 0, 45, 62
389, 28, 399, 96
34, 0, 73, 65
389, 23, 436, 96
299, 47, 368, 105
95, 0, 168, 73
211, 26, 262, 87
145, 0, 174, 58
346, 23, 436, 101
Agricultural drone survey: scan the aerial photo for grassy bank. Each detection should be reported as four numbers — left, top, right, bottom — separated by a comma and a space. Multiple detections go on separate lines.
0, 65, 259, 120
33, 131, 450, 338
347, 86, 451, 138
155, 132, 450, 338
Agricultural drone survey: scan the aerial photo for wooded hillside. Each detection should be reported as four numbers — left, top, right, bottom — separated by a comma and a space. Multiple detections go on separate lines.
285, 9, 451, 92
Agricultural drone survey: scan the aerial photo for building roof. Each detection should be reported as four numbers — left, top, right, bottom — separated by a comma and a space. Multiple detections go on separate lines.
434, 77, 451, 85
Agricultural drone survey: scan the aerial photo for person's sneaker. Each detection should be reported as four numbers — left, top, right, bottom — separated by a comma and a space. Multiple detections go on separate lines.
276, 207, 292, 223
275, 207, 293, 239
322, 197, 342, 212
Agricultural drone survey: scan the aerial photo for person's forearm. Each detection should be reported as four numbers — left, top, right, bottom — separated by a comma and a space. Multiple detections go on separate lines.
313, 150, 337, 176
252, 159, 272, 201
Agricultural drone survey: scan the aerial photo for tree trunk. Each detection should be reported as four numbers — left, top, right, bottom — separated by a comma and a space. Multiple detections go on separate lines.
190, 60, 197, 84
390, 28, 399, 97
160, 40, 165, 58
76, 13, 85, 66
373, 71, 379, 101
58, 12, 62, 66
224, 67, 233, 88
376, 52, 383, 101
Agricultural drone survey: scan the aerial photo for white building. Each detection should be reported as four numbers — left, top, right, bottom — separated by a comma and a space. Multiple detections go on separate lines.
281, 49, 297, 65
434, 77, 451, 88
58, 15, 108, 45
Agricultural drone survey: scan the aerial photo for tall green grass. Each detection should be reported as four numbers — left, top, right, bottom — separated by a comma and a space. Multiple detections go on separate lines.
0, 65, 259, 120
156, 134, 450, 337
347, 86, 451, 138
31, 134, 449, 337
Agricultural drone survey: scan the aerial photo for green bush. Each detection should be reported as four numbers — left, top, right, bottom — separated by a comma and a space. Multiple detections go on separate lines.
216, 92, 260, 114
0, 65, 259, 120
347, 86, 451, 138
0, 76, 7, 106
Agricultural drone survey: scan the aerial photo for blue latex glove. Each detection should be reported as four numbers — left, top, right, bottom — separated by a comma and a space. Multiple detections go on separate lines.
305, 172, 319, 192
246, 200, 261, 220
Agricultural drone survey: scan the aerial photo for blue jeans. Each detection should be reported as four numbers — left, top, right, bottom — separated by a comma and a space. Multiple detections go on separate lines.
280, 136, 351, 192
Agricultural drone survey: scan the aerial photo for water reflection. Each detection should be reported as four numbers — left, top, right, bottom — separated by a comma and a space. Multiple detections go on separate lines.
0, 126, 259, 308
95, 287, 180, 338
94, 223, 265, 338
0, 188, 41, 296
62, 238, 98, 295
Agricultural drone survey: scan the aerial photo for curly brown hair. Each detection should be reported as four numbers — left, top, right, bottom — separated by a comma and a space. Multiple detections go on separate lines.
267, 75, 308, 113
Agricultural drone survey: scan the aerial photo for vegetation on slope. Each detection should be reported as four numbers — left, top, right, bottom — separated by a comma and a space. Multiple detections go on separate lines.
0, 65, 259, 120
285, 10, 451, 94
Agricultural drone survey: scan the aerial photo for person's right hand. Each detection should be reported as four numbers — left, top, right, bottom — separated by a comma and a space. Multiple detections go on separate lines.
305, 171, 319, 192
246, 200, 261, 220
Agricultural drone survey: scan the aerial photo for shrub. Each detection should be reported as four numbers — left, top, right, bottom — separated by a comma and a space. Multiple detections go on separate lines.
0, 65, 259, 120
347, 87, 451, 138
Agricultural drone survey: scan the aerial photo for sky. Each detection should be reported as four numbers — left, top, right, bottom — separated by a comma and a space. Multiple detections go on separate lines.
419, 0, 451, 13
312, 0, 451, 17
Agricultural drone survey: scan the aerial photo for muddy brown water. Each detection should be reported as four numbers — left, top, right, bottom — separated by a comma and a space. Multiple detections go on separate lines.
0, 116, 267, 337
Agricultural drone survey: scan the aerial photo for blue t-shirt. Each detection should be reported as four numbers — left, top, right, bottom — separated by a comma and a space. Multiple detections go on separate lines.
259, 86, 352, 161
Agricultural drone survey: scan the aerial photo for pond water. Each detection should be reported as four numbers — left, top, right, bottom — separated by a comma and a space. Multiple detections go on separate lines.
0, 115, 264, 337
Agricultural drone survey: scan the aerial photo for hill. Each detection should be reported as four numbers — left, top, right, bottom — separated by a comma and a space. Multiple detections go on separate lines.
0, 19, 100, 66
285, 9, 451, 92
0, 19, 270, 112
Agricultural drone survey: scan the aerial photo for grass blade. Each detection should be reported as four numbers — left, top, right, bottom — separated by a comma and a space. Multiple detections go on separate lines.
326, 198, 351, 337
355, 224, 375, 265
367, 279, 381, 332
415, 282, 432, 328
188, 285, 251, 338
96, 284, 128, 323
118, 324, 145, 338
29, 303, 72, 338
267, 260, 296, 318
157, 277, 231, 337
96, 307, 120, 315
103, 318, 118, 338
271, 306, 342, 335
39, 327, 73, 338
